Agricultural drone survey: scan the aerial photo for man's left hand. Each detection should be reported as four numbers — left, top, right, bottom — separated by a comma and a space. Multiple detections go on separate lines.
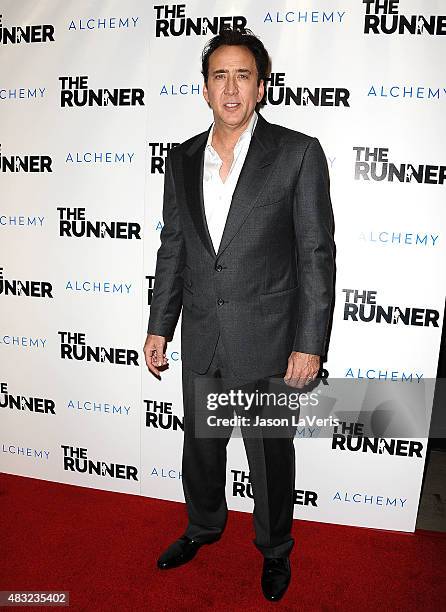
284, 351, 320, 389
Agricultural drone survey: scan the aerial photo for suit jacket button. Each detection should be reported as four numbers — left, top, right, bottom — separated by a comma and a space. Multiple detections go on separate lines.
217, 298, 224, 306
215, 264, 223, 272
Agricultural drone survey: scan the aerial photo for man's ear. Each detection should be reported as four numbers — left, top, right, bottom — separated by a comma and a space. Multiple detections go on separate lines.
203, 81, 212, 109
203, 80, 209, 104
257, 79, 265, 103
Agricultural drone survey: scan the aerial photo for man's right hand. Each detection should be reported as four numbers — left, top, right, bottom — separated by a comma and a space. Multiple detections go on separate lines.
143, 333, 168, 377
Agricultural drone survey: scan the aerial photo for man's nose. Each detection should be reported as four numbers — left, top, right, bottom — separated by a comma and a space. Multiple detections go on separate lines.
224, 75, 238, 95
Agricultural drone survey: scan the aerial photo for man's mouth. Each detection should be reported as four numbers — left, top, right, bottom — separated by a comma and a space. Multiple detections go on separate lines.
224, 102, 241, 109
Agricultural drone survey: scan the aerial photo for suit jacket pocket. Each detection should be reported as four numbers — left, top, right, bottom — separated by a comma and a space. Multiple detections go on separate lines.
255, 196, 286, 209
260, 286, 299, 315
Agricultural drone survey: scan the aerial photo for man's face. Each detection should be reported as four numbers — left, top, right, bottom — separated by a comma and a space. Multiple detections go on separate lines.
203, 44, 264, 131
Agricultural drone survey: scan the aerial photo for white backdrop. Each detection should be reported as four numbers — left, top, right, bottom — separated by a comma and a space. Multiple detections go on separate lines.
1, 0, 445, 533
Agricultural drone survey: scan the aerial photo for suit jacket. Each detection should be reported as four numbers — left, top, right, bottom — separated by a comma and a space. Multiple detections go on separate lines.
147, 113, 335, 380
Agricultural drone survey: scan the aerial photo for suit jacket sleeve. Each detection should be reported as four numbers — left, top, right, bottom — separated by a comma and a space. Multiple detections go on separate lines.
292, 137, 335, 356
147, 151, 185, 337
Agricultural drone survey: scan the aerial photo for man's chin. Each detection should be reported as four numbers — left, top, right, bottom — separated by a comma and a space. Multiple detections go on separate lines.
217, 110, 252, 129
221, 109, 243, 120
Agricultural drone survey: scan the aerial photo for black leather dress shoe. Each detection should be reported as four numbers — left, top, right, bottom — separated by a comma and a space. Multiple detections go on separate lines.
157, 535, 218, 570
261, 557, 291, 602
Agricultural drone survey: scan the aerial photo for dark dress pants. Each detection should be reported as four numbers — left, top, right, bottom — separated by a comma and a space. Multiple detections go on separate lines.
181, 333, 296, 558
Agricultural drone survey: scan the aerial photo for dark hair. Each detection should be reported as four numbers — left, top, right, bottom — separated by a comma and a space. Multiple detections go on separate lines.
201, 28, 270, 87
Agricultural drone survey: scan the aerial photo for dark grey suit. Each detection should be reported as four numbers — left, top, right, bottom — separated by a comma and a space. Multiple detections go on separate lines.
147, 113, 335, 557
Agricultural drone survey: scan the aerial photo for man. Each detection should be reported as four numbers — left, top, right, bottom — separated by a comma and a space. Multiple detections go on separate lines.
144, 28, 335, 602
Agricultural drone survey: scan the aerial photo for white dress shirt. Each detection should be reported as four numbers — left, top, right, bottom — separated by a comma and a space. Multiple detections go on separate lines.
203, 111, 258, 253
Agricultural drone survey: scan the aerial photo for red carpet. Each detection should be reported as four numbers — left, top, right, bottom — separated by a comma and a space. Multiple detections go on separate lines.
1, 473, 445, 611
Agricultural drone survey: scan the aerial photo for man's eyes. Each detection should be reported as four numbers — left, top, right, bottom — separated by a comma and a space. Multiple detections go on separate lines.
214, 74, 249, 80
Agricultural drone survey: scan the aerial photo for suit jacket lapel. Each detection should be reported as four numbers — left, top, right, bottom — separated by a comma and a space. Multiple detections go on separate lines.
183, 128, 216, 259
182, 114, 279, 261
216, 114, 279, 258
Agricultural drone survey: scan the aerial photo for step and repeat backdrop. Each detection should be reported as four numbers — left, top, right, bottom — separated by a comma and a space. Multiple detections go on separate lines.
1, 0, 445, 532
